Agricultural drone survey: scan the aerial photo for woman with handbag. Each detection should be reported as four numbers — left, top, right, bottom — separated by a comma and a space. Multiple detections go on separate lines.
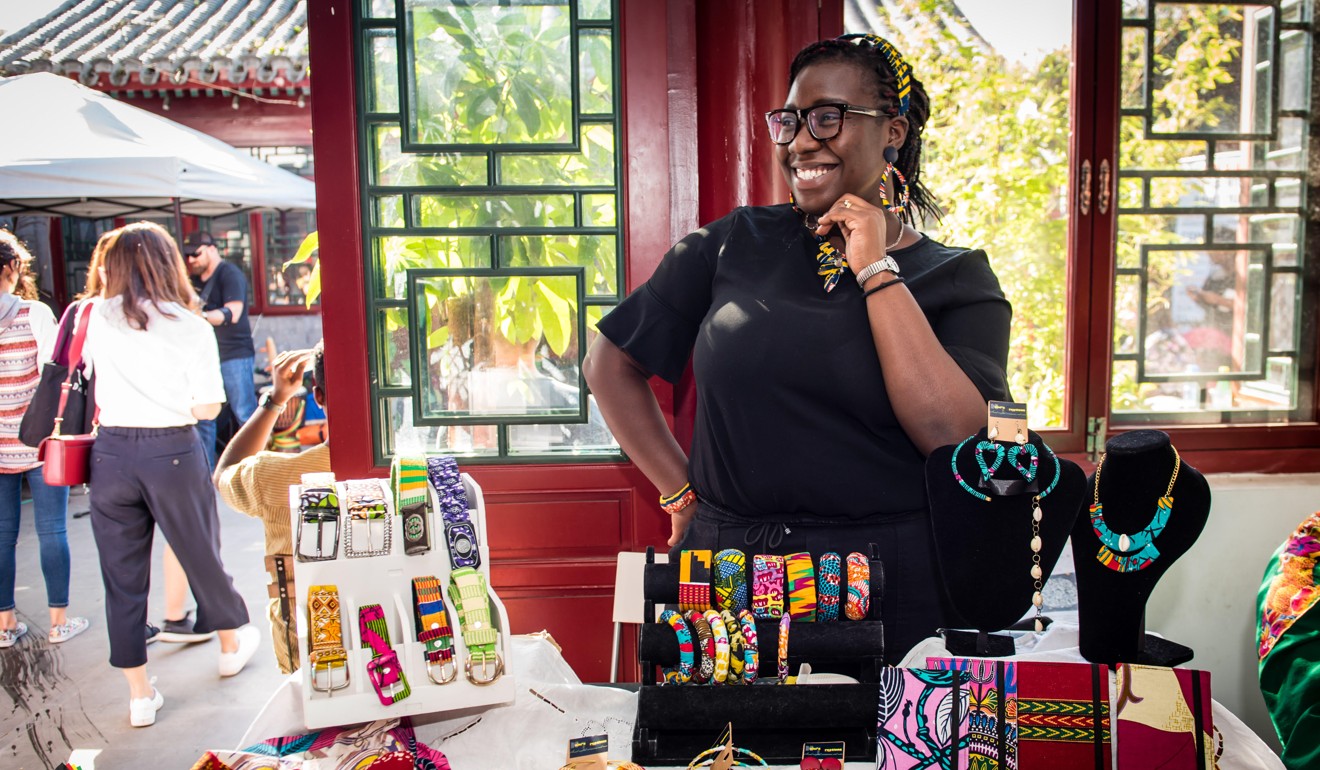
0, 231, 90, 648
82, 222, 257, 727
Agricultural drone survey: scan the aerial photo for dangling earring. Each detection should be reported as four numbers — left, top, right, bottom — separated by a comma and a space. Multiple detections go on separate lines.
878, 146, 911, 217
1016, 430, 1028, 446
987, 423, 999, 440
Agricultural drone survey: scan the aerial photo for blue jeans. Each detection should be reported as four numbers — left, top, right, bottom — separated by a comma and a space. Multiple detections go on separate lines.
0, 468, 72, 611
197, 355, 257, 469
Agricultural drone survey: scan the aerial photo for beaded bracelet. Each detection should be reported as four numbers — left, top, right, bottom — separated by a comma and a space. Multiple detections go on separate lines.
659, 609, 694, 684
844, 552, 871, 621
737, 609, 759, 683
686, 610, 716, 684
704, 609, 730, 684
817, 552, 842, 622
713, 549, 749, 613
720, 610, 746, 685
785, 552, 818, 622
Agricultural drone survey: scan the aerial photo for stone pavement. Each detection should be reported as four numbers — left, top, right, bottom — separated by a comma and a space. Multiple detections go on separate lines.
2, 486, 285, 769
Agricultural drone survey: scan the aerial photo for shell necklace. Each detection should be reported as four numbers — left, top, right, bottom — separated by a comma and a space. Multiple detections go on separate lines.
1089, 446, 1180, 572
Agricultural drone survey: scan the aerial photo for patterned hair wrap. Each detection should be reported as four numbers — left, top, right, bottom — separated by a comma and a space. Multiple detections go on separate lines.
713, 549, 749, 613
838, 32, 912, 116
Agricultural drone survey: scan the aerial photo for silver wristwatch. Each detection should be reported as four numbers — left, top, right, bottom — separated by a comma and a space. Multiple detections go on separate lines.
259, 391, 287, 415
855, 255, 901, 289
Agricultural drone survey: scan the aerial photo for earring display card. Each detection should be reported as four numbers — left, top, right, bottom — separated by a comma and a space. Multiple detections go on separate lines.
926, 658, 1016, 770
875, 668, 970, 770
987, 401, 1029, 442
1114, 664, 1214, 770
289, 474, 516, 729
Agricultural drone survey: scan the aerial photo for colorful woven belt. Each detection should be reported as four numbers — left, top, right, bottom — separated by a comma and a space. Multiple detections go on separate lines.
343, 479, 391, 557
685, 609, 715, 684
678, 550, 713, 613
392, 455, 432, 556
704, 609, 730, 684
296, 482, 340, 562
359, 603, 410, 705
659, 609, 694, 684
412, 575, 456, 684
307, 584, 349, 693
785, 552, 817, 622
427, 456, 481, 569
845, 552, 871, 621
751, 554, 785, 620
448, 566, 503, 685
713, 549, 749, 613
817, 552, 842, 622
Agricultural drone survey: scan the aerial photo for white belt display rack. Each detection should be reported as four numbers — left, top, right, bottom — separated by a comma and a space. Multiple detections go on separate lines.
289, 470, 516, 730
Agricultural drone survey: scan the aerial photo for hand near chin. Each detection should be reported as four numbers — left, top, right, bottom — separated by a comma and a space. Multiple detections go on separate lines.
814, 194, 890, 267
668, 507, 695, 547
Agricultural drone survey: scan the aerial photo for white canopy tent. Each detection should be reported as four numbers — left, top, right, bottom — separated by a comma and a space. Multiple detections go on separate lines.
0, 72, 316, 219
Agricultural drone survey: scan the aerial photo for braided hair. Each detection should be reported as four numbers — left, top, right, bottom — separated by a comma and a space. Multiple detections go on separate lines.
788, 34, 940, 225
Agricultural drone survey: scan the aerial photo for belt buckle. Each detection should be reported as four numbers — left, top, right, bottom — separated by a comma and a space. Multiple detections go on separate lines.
309, 656, 350, 694
426, 654, 458, 685
296, 512, 340, 562
344, 510, 391, 558
366, 650, 408, 704
464, 649, 504, 686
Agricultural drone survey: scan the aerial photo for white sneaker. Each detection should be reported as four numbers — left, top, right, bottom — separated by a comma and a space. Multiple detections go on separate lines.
218, 625, 260, 677
129, 682, 164, 727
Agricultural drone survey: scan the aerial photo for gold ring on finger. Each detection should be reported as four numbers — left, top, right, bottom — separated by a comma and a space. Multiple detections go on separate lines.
842, 200, 852, 208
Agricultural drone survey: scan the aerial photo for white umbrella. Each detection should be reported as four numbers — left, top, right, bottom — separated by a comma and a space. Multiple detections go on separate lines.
0, 72, 316, 219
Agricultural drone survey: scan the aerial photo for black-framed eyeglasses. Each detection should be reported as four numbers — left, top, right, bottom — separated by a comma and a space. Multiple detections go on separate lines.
764, 103, 884, 145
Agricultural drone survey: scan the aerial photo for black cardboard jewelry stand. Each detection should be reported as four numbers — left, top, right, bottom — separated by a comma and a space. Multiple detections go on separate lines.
632, 546, 888, 766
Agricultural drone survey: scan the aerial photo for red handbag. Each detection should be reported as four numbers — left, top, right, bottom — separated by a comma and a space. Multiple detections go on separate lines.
38, 303, 97, 487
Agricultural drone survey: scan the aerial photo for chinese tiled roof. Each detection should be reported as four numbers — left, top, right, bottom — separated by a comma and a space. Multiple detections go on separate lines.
0, 0, 308, 89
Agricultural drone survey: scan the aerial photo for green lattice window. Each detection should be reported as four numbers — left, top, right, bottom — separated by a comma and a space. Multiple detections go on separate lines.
357, 0, 621, 462
1113, 0, 1316, 423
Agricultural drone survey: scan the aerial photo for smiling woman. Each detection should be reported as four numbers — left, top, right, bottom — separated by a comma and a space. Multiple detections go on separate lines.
582, 33, 1012, 659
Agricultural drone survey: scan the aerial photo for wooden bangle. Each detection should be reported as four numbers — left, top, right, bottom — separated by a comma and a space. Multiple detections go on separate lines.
863, 276, 906, 297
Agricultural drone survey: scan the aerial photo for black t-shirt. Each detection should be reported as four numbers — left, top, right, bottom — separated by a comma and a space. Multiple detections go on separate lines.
597, 204, 1012, 521
192, 260, 255, 361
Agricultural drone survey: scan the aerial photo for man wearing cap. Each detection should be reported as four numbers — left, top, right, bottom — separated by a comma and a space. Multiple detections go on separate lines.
183, 232, 257, 469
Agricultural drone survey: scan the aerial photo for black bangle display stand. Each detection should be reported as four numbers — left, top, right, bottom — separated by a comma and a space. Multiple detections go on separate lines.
1073, 430, 1210, 666
925, 429, 1087, 656
633, 546, 889, 766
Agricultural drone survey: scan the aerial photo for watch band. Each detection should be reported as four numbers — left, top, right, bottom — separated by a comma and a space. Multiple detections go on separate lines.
359, 604, 410, 705
296, 482, 340, 562
307, 584, 349, 693
392, 455, 432, 556
844, 552, 871, 621
704, 609, 730, 684
447, 567, 504, 685
685, 609, 715, 685
259, 391, 287, 414
713, 548, 749, 613
817, 552, 843, 622
412, 576, 456, 685
785, 552, 818, 622
426, 456, 481, 568
854, 255, 900, 288
658, 609, 694, 684
678, 549, 713, 613
719, 610, 746, 685
738, 608, 760, 684
342, 479, 391, 558
751, 554, 785, 620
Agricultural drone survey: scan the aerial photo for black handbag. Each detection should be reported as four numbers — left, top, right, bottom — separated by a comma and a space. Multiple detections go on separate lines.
19, 301, 96, 448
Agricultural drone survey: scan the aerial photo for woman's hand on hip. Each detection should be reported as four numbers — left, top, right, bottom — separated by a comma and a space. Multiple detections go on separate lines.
814, 194, 889, 271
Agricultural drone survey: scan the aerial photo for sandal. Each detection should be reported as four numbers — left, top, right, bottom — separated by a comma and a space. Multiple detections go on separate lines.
0, 622, 28, 648
49, 617, 90, 644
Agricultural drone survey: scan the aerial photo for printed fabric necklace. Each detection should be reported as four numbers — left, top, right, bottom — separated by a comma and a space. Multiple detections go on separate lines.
1090, 446, 1180, 573
950, 435, 1061, 631
791, 201, 901, 292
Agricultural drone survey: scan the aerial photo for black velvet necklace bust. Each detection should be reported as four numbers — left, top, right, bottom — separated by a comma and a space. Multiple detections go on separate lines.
925, 429, 1086, 634
1073, 430, 1211, 665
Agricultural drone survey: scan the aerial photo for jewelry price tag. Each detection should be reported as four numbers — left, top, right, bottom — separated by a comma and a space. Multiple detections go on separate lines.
987, 400, 1029, 444
565, 734, 608, 769
802, 740, 846, 769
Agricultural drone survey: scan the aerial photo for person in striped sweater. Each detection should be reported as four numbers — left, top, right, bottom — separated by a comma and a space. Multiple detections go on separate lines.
0, 230, 89, 648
